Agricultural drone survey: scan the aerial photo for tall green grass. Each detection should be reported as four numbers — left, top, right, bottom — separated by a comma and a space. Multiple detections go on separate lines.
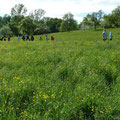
0, 28, 120, 119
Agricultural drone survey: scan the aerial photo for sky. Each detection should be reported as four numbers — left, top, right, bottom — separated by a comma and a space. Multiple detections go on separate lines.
0, 0, 120, 22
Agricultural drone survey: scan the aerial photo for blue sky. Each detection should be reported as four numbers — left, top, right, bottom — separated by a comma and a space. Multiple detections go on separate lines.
0, 0, 120, 22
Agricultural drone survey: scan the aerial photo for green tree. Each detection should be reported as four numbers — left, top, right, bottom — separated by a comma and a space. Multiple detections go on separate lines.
111, 6, 120, 27
101, 14, 114, 28
2, 14, 11, 25
60, 12, 78, 32
0, 15, 11, 28
11, 4, 27, 24
29, 9, 46, 22
8, 21, 19, 35
81, 16, 92, 30
0, 26, 13, 36
0, 17, 2, 28
90, 10, 103, 30
11, 4, 27, 17
102, 6, 120, 28
82, 10, 104, 30
19, 17, 36, 34
34, 24, 50, 35
41, 17, 62, 33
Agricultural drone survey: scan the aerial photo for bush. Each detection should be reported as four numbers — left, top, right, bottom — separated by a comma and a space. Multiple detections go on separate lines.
34, 25, 50, 35
0, 26, 13, 37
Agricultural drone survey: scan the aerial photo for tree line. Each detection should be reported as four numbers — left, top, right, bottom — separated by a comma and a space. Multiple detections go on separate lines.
0, 4, 78, 37
81, 6, 120, 30
0, 4, 120, 36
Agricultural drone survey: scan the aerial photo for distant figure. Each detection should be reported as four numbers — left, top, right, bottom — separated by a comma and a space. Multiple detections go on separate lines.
4, 37, 6, 41
3, 36, 6, 41
26, 35, 29, 40
25, 34, 28, 40
51, 36, 54, 41
109, 32, 112, 40
102, 29, 107, 41
22, 35, 25, 41
17, 35, 20, 41
45, 35, 49, 41
40, 36, 42, 40
31, 35, 34, 41
8, 36, 10, 41
0, 37, 3, 41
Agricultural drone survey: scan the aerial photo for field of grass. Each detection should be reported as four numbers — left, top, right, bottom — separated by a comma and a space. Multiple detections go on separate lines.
0, 28, 120, 120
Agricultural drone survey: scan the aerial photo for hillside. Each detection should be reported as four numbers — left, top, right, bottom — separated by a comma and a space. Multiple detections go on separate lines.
0, 29, 120, 119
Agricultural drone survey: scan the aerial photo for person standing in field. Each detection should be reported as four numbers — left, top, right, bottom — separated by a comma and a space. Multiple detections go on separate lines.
51, 36, 54, 41
22, 35, 25, 41
26, 35, 29, 41
4, 36, 6, 41
102, 29, 107, 41
25, 34, 28, 40
8, 36, 10, 41
40, 36, 42, 40
0, 36, 3, 41
109, 32, 113, 40
45, 35, 49, 41
31, 35, 34, 41
17, 35, 20, 41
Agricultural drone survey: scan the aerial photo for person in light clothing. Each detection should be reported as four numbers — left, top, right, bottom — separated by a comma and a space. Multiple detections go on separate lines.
45, 35, 49, 41
17, 35, 20, 41
109, 32, 112, 40
102, 30, 107, 41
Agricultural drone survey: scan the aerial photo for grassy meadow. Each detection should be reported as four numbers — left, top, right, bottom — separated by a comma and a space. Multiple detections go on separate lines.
0, 28, 120, 119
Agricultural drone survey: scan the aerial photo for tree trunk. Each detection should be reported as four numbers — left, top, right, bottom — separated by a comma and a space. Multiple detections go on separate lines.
94, 25, 96, 31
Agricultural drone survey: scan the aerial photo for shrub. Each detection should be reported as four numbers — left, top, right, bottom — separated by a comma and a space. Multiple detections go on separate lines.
0, 26, 13, 37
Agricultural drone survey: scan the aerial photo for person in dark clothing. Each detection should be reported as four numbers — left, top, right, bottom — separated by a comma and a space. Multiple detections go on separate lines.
0, 37, 3, 41
31, 35, 34, 41
22, 35, 25, 41
26, 35, 29, 40
51, 36, 54, 41
4, 37, 6, 41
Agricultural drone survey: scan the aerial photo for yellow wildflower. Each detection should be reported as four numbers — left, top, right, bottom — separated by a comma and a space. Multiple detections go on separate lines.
100, 110, 104, 114
97, 93, 100, 96
33, 96, 35, 99
51, 94, 55, 99
109, 106, 112, 110
24, 111, 27, 114
12, 90, 15, 94
43, 94, 49, 99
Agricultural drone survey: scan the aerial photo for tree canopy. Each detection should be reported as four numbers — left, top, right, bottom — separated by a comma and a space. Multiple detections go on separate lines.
29, 9, 46, 22
0, 3, 120, 35
81, 10, 104, 30
60, 12, 78, 32
11, 4, 27, 17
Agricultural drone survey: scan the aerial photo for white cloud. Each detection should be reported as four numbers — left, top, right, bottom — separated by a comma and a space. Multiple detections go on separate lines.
0, 0, 120, 22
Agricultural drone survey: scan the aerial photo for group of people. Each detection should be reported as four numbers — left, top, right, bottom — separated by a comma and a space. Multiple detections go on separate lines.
40, 35, 54, 41
21, 34, 34, 41
102, 30, 113, 41
0, 31, 113, 42
0, 34, 55, 41
0, 36, 11, 41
